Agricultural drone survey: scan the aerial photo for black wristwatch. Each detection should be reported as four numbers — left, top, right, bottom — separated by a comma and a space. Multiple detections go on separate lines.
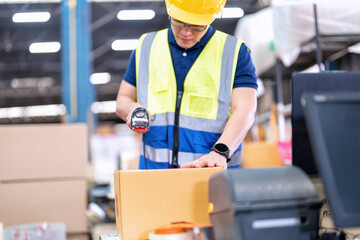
211, 143, 231, 163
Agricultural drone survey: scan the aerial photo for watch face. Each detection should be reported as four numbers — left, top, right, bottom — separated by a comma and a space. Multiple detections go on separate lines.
215, 143, 229, 152
212, 143, 231, 163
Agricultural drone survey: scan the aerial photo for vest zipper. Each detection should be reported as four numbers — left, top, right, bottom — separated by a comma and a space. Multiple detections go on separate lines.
171, 90, 183, 168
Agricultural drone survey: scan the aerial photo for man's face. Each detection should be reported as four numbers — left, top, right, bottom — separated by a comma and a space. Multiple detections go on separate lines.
170, 18, 208, 50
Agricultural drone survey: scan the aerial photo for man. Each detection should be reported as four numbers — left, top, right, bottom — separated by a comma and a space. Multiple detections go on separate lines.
116, 0, 258, 169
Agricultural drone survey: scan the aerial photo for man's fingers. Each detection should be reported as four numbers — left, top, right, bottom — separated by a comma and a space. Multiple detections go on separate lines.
181, 159, 201, 168
207, 160, 216, 168
133, 128, 148, 134
180, 162, 194, 168
181, 158, 211, 168
215, 161, 227, 169
180, 153, 228, 169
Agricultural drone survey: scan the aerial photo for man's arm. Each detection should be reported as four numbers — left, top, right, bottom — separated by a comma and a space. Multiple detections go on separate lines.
116, 80, 150, 133
180, 87, 257, 169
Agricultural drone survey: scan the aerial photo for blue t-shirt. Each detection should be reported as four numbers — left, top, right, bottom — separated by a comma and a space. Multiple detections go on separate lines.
123, 26, 258, 91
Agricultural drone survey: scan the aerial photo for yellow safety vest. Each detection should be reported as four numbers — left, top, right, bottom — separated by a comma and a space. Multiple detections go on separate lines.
135, 29, 243, 169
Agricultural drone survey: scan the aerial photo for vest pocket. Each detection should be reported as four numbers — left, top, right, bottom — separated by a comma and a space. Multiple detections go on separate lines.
185, 92, 216, 118
148, 81, 172, 113
150, 80, 168, 93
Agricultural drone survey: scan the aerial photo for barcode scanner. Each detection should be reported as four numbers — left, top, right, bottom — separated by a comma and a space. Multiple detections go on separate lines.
130, 107, 149, 131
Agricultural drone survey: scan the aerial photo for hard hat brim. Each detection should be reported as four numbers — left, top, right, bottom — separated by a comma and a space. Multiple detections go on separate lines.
167, 5, 217, 26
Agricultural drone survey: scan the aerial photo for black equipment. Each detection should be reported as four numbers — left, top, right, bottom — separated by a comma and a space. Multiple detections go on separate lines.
291, 71, 360, 176
302, 92, 360, 228
209, 166, 322, 240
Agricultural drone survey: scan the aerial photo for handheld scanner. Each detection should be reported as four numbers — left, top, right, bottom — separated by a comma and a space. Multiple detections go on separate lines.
130, 107, 149, 131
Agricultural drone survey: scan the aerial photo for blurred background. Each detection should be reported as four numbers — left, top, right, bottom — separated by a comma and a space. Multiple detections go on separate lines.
0, 0, 360, 239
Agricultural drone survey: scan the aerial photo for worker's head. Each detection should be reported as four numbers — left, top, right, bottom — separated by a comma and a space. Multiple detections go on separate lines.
166, 0, 227, 50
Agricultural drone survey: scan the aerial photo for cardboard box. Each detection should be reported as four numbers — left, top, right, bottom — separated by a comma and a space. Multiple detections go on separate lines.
0, 124, 88, 181
242, 142, 283, 168
0, 179, 87, 233
91, 223, 116, 240
113, 168, 223, 240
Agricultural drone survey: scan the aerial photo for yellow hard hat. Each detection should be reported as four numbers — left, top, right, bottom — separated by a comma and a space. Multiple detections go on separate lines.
165, 0, 227, 26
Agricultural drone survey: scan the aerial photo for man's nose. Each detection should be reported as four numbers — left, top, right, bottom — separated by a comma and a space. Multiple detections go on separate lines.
181, 26, 192, 35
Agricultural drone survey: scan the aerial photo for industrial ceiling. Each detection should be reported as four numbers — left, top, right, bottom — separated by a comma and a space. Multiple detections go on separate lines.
0, 0, 359, 124
0, 0, 267, 124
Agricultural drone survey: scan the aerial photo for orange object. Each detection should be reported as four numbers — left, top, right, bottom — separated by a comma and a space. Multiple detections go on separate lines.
156, 222, 212, 232
155, 227, 186, 235
207, 203, 214, 213
154, 222, 213, 240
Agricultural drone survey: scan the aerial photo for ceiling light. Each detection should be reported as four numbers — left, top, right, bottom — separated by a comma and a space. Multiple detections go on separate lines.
91, 101, 117, 114
117, 10, 155, 20
111, 39, 138, 51
12, 12, 51, 23
25, 104, 66, 117
90, 72, 111, 85
29, 42, 61, 53
218, 7, 244, 18
348, 42, 360, 54
0, 107, 23, 119
0, 0, 60, 3
0, 104, 65, 119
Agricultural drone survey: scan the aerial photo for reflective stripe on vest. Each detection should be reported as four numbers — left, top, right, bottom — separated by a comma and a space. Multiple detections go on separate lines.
135, 29, 243, 167
139, 145, 242, 168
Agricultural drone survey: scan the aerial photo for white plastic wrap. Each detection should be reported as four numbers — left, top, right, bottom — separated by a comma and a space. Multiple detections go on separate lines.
234, 8, 276, 76
273, 0, 360, 66
235, 0, 360, 73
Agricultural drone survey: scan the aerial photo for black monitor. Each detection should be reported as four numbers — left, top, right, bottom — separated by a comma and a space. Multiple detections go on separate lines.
291, 72, 360, 176
301, 92, 360, 228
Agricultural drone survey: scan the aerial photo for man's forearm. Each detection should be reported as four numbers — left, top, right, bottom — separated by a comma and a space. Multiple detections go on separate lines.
216, 107, 256, 156
116, 95, 140, 122
216, 87, 257, 156
115, 80, 139, 122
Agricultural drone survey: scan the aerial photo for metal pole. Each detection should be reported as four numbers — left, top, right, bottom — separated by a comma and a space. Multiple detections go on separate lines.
313, 3, 324, 71
275, 58, 286, 142
61, 0, 97, 129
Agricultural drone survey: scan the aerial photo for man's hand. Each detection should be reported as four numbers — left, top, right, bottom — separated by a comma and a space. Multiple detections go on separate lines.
180, 151, 227, 169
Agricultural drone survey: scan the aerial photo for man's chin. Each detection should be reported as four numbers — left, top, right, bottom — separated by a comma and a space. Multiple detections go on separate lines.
179, 42, 194, 49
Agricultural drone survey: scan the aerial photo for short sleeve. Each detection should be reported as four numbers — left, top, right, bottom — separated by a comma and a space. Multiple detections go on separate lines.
123, 50, 136, 87
233, 44, 258, 90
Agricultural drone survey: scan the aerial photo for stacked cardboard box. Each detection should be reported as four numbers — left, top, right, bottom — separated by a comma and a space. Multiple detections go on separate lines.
242, 142, 283, 168
0, 124, 88, 234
